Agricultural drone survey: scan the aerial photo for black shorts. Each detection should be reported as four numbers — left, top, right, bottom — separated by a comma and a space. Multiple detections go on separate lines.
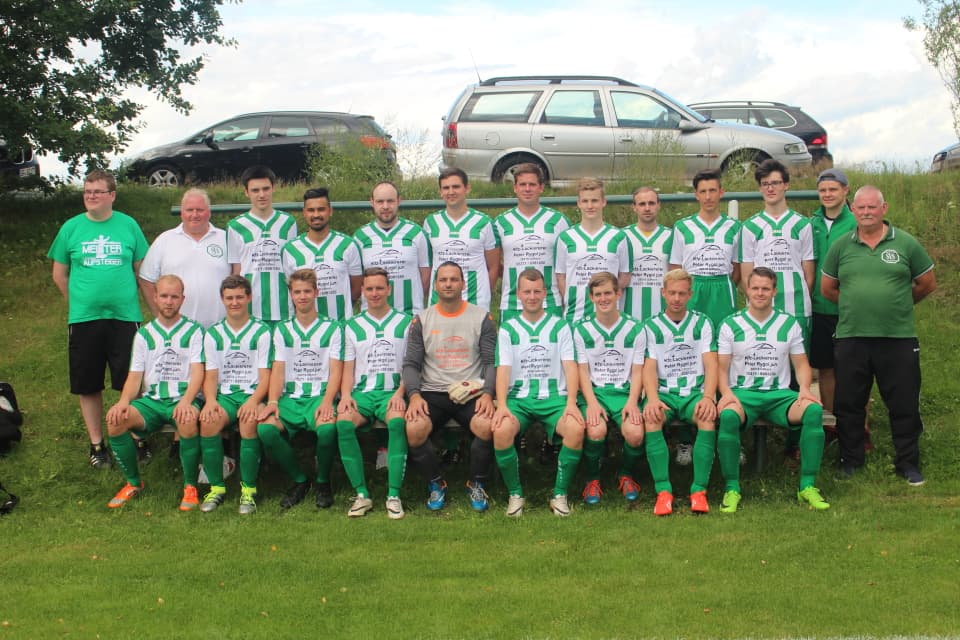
421, 390, 480, 432
809, 313, 838, 370
68, 319, 139, 395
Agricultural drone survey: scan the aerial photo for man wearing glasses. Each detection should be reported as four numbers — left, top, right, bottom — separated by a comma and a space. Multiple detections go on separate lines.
48, 170, 149, 470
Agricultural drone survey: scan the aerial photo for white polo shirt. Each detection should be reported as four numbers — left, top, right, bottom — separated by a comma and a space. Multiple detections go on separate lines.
139, 223, 231, 328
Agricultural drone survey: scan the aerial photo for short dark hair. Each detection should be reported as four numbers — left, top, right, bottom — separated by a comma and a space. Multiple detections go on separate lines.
517, 267, 544, 286
220, 274, 252, 296
434, 260, 464, 281
438, 167, 468, 187
303, 187, 330, 202
755, 159, 789, 185
241, 165, 277, 188
747, 266, 778, 287
84, 169, 116, 192
512, 162, 544, 184
693, 169, 722, 190
362, 266, 390, 284
288, 268, 317, 289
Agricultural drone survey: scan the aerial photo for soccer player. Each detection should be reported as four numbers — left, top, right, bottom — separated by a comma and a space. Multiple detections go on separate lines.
574, 272, 646, 506
740, 159, 815, 341
715, 267, 829, 513
669, 169, 740, 329
493, 162, 571, 320
622, 186, 673, 322
226, 165, 298, 324
555, 178, 631, 322
354, 181, 432, 315
402, 262, 496, 512
281, 187, 363, 320
104, 275, 204, 510
423, 167, 499, 310
338, 267, 413, 519
492, 268, 584, 517
642, 269, 718, 515
140, 188, 230, 328
198, 275, 272, 514
258, 269, 372, 517
48, 169, 149, 469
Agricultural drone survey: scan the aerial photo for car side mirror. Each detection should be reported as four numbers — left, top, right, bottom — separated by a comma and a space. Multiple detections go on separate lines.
679, 120, 707, 132
203, 133, 219, 151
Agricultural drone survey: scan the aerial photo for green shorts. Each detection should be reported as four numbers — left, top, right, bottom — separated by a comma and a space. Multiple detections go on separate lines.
579, 387, 631, 427
277, 396, 328, 433
131, 396, 200, 433
690, 274, 736, 329
642, 390, 704, 425
352, 389, 396, 430
215, 391, 253, 427
730, 388, 799, 431
506, 394, 570, 441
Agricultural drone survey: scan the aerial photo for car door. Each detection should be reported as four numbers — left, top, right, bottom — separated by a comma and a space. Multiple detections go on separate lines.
255, 115, 315, 182
190, 115, 266, 181
610, 90, 711, 178
529, 89, 613, 180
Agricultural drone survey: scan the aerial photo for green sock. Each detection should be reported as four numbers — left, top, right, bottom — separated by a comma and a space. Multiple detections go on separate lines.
553, 445, 582, 496
798, 404, 825, 490
336, 420, 368, 497
717, 410, 742, 493
257, 423, 306, 483
691, 430, 717, 493
239, 437, 261, 489
386, 417, 407, 498
619, 441, 644, 480
179, 435, 201, 487
314, 422, 336, 484
495, 446, 523, 496
108, 432, 141, 486
645, 430, 672, 494
200, 435, 225, 488
582, 438, 605, 481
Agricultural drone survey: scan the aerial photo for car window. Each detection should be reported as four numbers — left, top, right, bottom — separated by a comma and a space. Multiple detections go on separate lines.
211, 116, 264, 142
541, 90, 604, 126
611, 91, 681, 129
757, 108, 797, 129
310, 117, 351, 135
459, 92, 542, 123
269, 116, 312, 138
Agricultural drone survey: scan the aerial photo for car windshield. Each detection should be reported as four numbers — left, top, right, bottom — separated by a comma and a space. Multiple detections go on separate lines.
653, 89, 708, 123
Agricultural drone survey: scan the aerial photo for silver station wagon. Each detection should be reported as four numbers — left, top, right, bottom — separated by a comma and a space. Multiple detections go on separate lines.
441, 76, 812, 183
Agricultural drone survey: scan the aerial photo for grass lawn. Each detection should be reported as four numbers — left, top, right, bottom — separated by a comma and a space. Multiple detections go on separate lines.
1, 175, 958, 639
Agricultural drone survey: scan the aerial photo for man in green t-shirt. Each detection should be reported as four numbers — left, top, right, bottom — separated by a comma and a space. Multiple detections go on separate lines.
821, 185, 936, 485
48, 169, 149, 470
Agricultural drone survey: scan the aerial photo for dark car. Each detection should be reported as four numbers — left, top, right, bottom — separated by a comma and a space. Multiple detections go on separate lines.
126, 111, 396, 186
688, 101, 832, 166
931, 141, 960, 172
0, 141, 40, 184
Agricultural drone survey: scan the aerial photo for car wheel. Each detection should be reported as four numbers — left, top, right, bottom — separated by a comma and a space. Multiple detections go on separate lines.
492, 155, 548, 184
146, 165, 182, 188
721, 150, 769, 180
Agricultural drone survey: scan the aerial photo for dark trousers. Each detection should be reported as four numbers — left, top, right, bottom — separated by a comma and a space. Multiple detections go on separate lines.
834, 337, 923, 472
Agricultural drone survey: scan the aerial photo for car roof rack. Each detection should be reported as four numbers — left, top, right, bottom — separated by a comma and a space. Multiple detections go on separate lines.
480, 75, 638, 87
691, 100, 790, 108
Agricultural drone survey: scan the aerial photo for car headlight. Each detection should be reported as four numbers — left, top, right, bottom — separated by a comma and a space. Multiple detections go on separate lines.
783, 142, 806, 155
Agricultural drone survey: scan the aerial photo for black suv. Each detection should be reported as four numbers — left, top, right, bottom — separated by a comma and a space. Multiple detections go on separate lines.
126, 111, 396, 186
0, 141, 40, 184
688, 101, 832, 166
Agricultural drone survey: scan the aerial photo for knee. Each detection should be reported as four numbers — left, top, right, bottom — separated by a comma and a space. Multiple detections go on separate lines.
406, 420, 430, 446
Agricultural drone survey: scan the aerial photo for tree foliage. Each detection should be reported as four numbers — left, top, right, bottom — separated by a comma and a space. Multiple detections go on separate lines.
905, 0, 960, 139
0, 0, 235, 175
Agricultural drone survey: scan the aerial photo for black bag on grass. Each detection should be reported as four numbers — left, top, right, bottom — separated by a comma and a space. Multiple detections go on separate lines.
0, 381, 23, 454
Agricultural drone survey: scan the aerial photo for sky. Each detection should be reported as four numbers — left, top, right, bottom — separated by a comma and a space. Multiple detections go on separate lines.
42, 0, 959, 178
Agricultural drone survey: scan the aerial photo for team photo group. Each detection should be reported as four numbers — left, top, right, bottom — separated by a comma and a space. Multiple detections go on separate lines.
47, 159, 936, 519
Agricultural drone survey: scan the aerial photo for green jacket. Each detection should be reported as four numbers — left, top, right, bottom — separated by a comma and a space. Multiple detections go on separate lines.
811, 202, 857, 314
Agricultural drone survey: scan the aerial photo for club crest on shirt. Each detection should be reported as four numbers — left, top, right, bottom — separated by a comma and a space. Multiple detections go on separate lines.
881, 249, 900, 264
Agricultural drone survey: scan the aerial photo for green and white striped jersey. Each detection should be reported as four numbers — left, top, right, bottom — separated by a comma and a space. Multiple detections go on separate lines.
131, 317, 205, 401
423, 208, 498, 310
668, 214, 740, 276
272, 316, 342, 399
493, 206, 571, 313
622, 224, 673, 322
496, 313, 575, 400
739, 209, 814, 317
717, 309, 804, 391
281, 230, 362, 320
353, 219, 432, 315
573, 313, 645, 392
226, 210, 298, 322
203, 318, 272, 395
342, 309, 412, 393
644, 310, 714, 397
555, 223, 631, 322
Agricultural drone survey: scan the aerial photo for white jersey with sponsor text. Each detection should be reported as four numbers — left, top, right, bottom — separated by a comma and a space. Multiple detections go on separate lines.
342, 309, 411, 393
272, 316, 342, 399
555, 223, 631, 322
496, 313, 575, 400
739, 209, 814, 317
494, 206, 571, 313
226, 210, 298, 322
669, 213, 740, 276
204, 318, 272, 395
354, 219, 431, 315
644, 310, 714, 396
573, 313, 646, 392
131, 317, 205, 401
282, 231, 362, 320
622, 224, 673, 322
717, 308, 804, 391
